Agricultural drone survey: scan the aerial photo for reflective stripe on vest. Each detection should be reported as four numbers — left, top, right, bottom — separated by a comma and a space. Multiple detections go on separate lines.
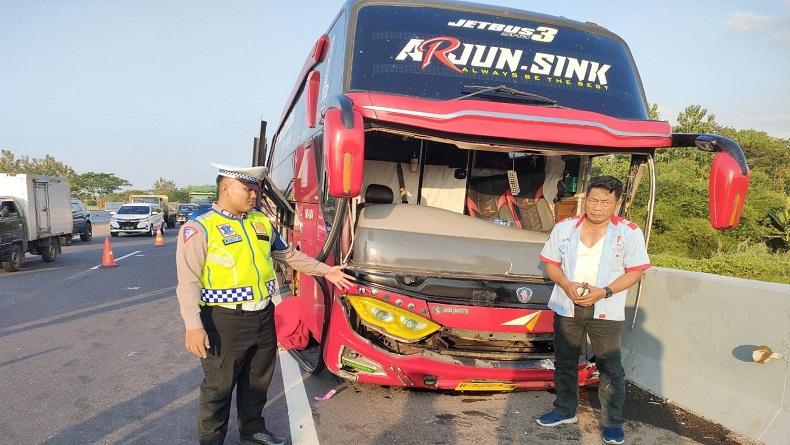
193, 209, 277, 306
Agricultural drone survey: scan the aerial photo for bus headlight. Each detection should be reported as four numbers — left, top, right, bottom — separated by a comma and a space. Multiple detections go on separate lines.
347, 295, 440, 343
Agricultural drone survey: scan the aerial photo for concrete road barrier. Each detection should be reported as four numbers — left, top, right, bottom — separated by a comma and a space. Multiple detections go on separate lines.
622, 267, 790, 444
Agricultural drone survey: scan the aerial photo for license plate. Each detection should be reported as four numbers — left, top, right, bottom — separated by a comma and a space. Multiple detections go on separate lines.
455, 382, 517, 391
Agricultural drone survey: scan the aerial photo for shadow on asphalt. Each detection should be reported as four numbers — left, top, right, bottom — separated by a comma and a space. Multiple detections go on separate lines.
39, 367, 203, 445
581, 383, 755, 445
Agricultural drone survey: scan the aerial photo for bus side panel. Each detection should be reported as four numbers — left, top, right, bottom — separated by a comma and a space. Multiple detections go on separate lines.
270, 8, 349, 344
298, 10, 348, 342
293, 142, 320, 204
293, 140, 328, 339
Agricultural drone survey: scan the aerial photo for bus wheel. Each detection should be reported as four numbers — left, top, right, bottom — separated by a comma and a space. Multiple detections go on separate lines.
288, 338, 327, 375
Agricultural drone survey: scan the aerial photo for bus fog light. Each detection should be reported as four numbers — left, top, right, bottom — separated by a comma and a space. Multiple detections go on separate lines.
340, 347, 384, 375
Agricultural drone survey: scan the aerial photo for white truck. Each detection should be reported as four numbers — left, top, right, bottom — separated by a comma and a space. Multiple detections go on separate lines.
0, 173, 73, 272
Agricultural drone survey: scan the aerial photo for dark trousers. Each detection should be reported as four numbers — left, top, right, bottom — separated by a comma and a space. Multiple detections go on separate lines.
552, 305, 625, 427
197, 304, 277, 445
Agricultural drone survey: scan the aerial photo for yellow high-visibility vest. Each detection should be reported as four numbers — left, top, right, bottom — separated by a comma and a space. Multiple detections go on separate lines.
192, 210, 277, 306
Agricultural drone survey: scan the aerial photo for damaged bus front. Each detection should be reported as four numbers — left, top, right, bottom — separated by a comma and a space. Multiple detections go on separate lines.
256, 0, 749, 391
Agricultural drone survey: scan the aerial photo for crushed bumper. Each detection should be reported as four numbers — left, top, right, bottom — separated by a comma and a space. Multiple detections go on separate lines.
322, 296, 599, 391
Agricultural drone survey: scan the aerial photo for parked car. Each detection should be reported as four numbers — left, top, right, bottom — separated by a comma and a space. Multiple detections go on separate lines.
109, 203, 165, 237
68, 198, 92, 243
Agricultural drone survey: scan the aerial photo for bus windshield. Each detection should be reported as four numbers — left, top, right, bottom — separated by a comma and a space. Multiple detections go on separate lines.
350, 4, 648, 119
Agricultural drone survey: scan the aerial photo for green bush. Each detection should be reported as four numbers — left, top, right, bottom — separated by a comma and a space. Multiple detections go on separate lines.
589, 139, 790, 284
651, 248, 790, 284
648, 217, 721, 259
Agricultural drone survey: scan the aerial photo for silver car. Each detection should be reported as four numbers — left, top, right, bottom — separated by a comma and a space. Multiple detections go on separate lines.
109, 203, 165, 237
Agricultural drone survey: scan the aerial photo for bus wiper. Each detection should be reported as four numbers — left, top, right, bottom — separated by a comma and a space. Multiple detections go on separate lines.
452, 85, 557, 105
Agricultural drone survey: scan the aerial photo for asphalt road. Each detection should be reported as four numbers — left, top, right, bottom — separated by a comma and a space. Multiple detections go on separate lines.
0, 217, 757, 445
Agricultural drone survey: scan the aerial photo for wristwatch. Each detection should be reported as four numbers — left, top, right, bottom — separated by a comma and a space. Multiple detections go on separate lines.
604, 287, 613, 298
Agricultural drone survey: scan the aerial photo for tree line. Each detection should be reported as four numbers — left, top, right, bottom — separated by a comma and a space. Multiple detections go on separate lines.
0, 150, 193, 206
592, 104, 790, 283
3, 104, 790, 282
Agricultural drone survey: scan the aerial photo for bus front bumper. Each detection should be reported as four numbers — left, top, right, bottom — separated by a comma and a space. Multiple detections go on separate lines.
323, 296, 599, 391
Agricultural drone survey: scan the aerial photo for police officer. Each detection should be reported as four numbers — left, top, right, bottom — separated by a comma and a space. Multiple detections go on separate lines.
176, 163, 353, 445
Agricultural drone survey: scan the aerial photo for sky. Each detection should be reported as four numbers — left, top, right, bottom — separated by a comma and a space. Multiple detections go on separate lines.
1, 0, 789, 190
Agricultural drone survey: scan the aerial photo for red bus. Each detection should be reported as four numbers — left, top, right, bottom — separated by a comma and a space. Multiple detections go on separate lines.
255, 0, 749, 391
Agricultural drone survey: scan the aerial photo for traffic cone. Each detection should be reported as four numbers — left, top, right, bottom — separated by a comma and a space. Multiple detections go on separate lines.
154, 227, 164, 246
100, 237, 117, 267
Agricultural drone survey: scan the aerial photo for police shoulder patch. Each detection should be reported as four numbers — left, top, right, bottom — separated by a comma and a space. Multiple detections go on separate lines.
183, 226, 198, 243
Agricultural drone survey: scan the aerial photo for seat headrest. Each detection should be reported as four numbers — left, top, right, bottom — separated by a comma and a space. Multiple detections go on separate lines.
365, 184, 394, 204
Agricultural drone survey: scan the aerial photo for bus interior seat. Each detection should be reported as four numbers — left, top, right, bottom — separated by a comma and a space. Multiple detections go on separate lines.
364, 183, 394, 205
466, 172, 554, 232
357, 183, 394, 220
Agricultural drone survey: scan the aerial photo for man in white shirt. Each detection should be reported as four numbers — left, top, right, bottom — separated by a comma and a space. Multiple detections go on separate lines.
536, 176, 651, 445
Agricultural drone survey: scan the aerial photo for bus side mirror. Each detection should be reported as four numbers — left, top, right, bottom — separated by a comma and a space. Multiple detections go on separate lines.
306, 35, 329, 129
323, 105, 364, 198
709, 151, 750, 229
312, 35, 329, 63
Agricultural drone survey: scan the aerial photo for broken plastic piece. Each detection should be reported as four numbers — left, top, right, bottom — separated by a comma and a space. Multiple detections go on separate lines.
314, 389, 337, 401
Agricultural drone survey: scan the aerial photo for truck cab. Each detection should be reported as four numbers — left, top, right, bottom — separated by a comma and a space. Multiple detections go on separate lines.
0, 199, 25, 272
176, 203, 199, 225
188, 190, 216, 211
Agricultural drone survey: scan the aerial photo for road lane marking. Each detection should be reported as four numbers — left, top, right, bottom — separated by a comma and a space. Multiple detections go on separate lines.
272, 293, 320, 445
90, 250, 141, 269
279, 350, 320, 445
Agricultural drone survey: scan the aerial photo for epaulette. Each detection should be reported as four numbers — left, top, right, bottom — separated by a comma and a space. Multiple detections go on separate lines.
188, 207, 212, 220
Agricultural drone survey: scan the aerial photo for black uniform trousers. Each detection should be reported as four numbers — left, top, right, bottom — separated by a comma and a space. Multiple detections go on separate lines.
197, 303, 277, 445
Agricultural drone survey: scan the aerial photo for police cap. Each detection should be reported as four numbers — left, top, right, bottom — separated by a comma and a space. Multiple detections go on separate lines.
211, 163, 267, 191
